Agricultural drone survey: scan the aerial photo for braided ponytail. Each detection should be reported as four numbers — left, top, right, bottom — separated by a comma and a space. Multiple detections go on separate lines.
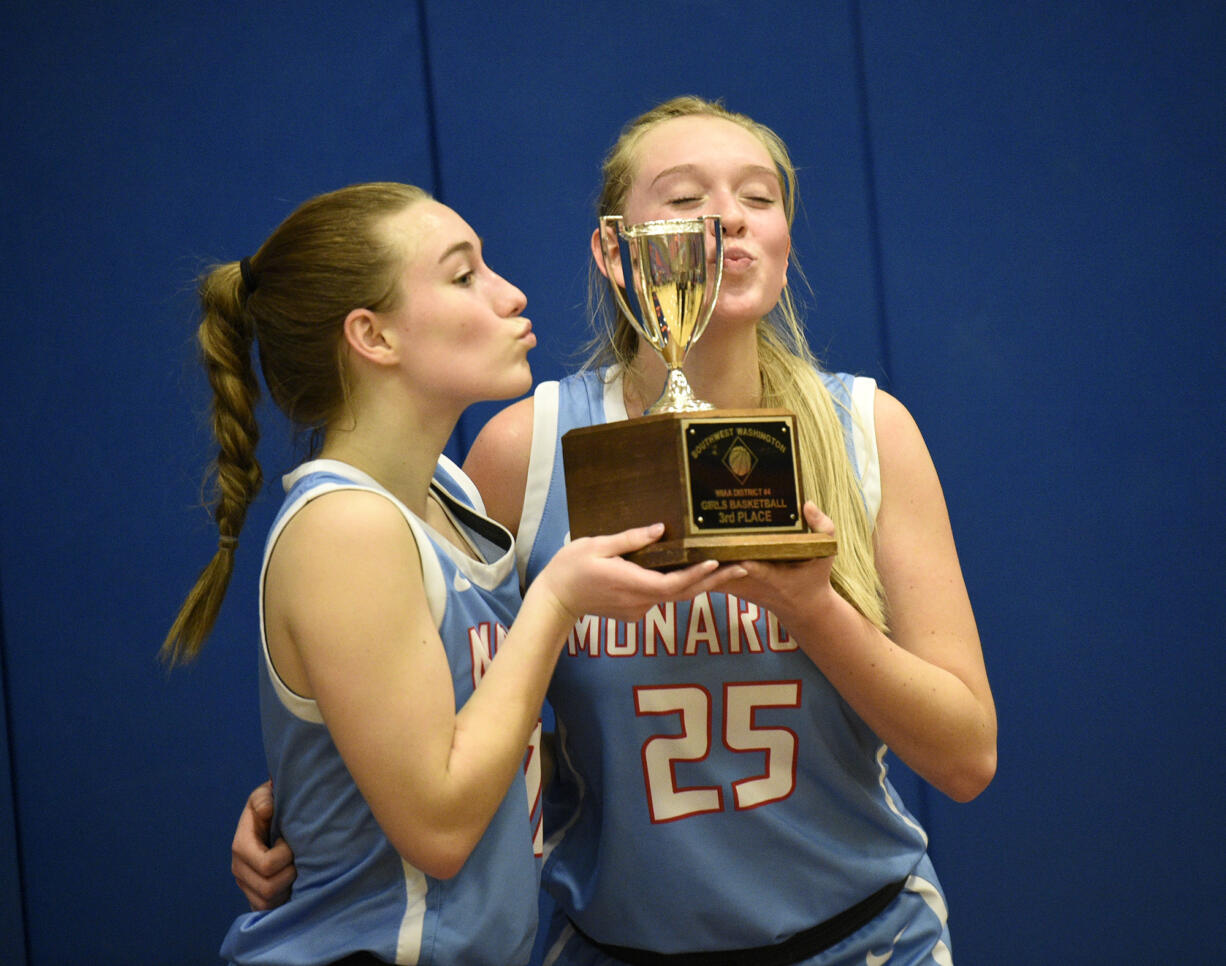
161, 262, 264, 663
163, 182, 428, 665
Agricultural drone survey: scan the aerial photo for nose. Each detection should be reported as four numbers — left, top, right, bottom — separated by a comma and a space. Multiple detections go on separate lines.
498, 274, 528, 317
721, 217, 745, 237
708, 193, 746, 238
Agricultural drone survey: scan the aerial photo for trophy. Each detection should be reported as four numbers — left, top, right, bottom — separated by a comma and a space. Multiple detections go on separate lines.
561, 215, 837, 569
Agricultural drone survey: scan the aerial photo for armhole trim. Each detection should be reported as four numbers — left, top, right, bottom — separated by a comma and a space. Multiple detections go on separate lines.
602, 365, 629, 422
436, 452, 485, 513
851, 376, 882, 525
518, 381, 559, 586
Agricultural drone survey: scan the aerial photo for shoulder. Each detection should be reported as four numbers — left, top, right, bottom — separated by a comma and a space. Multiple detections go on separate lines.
871, 388, 948, 530
264, 489, 429, 680
293, 484, 406, 529
872, 389, 930, 469
470, 394, 537, 453
463, 395, 537, 535
274, 488, 421, 575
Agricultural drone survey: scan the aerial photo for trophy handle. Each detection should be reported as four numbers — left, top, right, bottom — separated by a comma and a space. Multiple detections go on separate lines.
598, 215, 642, 333
687, 214, 723, 353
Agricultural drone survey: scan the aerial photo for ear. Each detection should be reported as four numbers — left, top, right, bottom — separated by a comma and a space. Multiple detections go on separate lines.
590, 225, 626, 289
342, 307, 398, 367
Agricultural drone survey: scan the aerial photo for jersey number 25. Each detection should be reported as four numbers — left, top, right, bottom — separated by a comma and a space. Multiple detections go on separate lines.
634, 681, 801, 823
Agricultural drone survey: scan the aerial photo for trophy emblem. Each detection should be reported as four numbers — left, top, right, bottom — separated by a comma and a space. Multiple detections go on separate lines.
562, 216, 836, 568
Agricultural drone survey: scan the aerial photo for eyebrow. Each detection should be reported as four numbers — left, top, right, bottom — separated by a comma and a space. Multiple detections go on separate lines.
650, 163, 780, 187
438, 239, 477, 263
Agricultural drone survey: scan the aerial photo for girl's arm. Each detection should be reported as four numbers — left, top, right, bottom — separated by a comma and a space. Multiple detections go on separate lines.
730, 390, 997, 802
230, 396, 541, 901
266, 488, 739, 879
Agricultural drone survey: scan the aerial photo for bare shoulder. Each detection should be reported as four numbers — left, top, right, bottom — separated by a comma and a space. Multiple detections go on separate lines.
283, 487, 411, 547
269, 488, 424, 593
873, 389, 927, 460
264, 488, 426, 695
871, 387, 957, 559
463, 396, 536, 535
871, 387, 966, 596
870, 388, 944, 497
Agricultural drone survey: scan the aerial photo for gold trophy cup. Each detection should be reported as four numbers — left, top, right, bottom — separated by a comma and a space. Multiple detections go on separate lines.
561, 215, 836, 568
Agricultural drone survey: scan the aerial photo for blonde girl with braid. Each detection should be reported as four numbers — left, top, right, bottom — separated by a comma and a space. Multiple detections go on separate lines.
234, 99, 997, 966
166, 182, 740, 966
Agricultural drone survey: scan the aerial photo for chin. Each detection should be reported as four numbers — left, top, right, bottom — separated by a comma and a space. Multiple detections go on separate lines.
505, 367, 533, 398
712, 306, 771, 331
713, 291, 778, 324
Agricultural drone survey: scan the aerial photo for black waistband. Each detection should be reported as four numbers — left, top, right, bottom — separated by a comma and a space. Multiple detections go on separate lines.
570, 877, 907, 966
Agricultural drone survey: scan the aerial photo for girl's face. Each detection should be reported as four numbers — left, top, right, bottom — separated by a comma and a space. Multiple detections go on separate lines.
616, 115, 791, 329
383, 201, 534, 406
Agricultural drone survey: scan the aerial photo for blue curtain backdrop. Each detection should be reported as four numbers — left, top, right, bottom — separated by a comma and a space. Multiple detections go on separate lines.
2, 2, 1222, 962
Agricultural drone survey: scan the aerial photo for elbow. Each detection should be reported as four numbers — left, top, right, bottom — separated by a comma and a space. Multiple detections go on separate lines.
417, 853, 468, 882
371, 790, 503, 880
390, 828, 481, 881
940, 707, 999, 802
942, 746, 997, 803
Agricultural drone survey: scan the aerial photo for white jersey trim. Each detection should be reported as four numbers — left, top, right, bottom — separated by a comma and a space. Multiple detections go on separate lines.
875, 745, 929, 848
905, 872, 952, 965
519, 380, 560, 587
438, 451, 485, 513
850, 376, 882, 524
396, 857, 427, 963
602, 364, 630, 422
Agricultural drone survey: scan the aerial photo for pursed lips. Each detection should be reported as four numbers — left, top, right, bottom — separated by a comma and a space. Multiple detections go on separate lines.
721, 246, 754, 273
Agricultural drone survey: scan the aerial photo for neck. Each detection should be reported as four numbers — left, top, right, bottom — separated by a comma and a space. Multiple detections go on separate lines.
318, 396, 456, 516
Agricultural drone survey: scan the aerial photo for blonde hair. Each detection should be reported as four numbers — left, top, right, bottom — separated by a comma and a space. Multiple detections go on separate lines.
586, 96, 887, 631
162, 182, 429, 664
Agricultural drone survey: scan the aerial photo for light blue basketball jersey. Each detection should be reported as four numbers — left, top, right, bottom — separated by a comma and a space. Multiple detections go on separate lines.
519, 369, 949, 960
221, 457, 542, 965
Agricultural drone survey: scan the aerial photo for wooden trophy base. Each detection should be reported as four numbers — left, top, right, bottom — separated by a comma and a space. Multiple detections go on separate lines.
562, 408, 837, 569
